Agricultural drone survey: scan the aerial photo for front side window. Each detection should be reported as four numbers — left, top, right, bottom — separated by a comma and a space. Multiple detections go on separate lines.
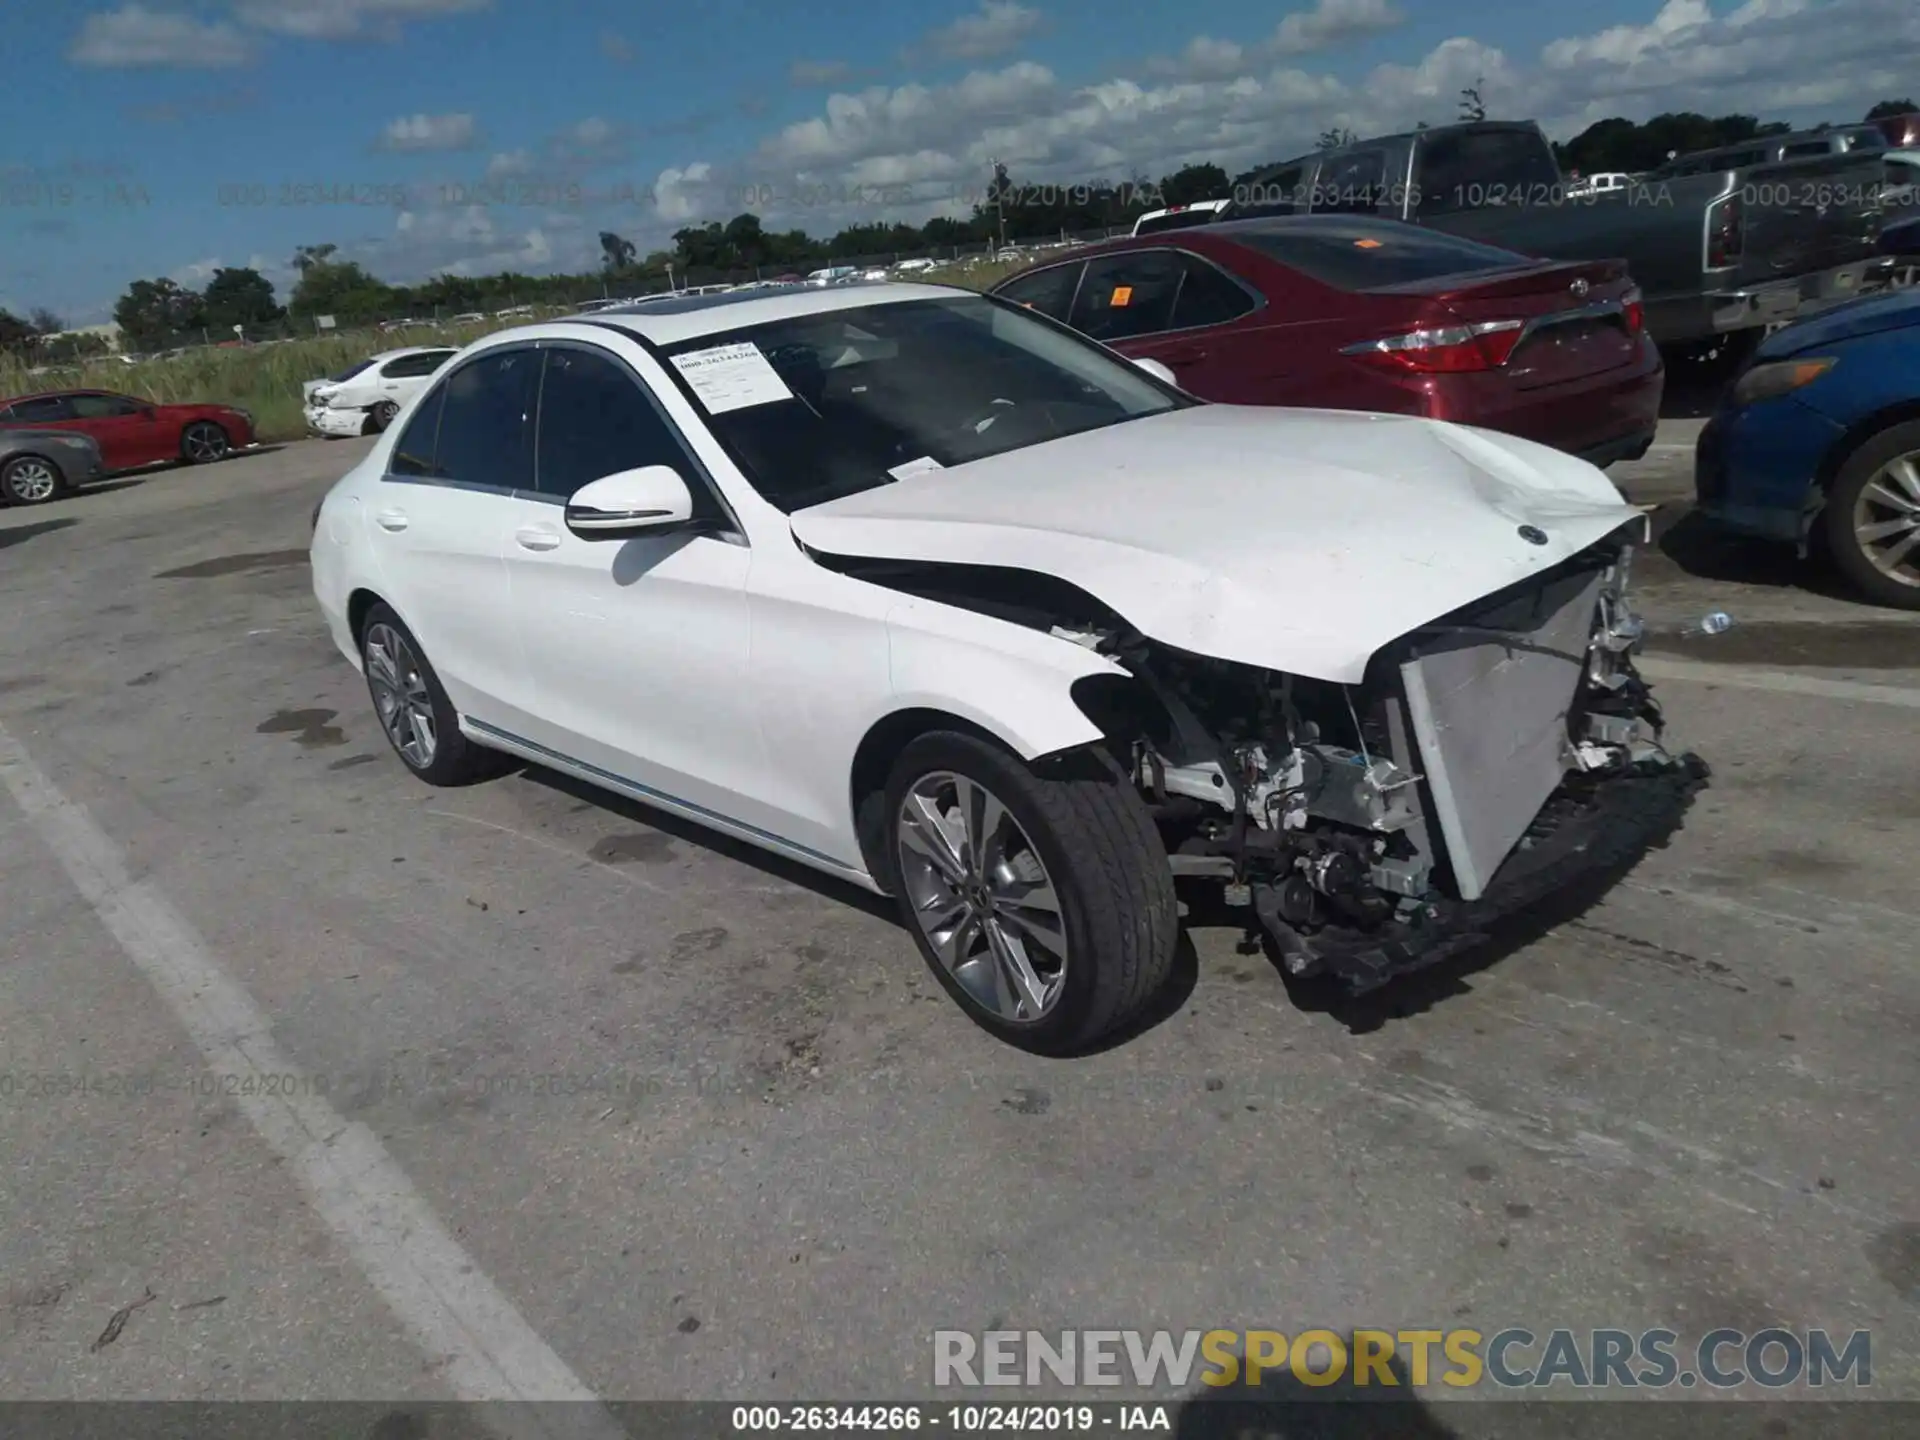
1415, 130, 1559, 215
1069, 252, 1185, 341
994, 263, 1083, 321
1311, 150, 1389, 213
661, 296, 1186, 513
533, 347, 709, 510
68, 394, 141, 418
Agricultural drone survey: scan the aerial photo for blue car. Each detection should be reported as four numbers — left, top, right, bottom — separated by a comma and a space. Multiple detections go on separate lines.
1695, 287, 1920, 608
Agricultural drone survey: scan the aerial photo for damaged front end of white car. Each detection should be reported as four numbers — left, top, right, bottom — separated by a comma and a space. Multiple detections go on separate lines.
1060, 532, 1708, 990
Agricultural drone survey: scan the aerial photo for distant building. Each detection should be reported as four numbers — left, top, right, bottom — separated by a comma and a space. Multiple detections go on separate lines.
46, 322, 124, 353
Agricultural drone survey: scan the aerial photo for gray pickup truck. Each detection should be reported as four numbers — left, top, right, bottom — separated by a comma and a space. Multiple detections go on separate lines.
1235, 120, 1891, 351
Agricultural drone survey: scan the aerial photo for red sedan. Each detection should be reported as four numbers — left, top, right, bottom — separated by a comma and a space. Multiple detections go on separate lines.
991, 215, 1664, 466
0, 389, 255, 472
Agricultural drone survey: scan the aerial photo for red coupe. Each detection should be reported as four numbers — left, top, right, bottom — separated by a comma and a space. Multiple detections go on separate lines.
991, 215, 1664, 467
0, 388, 256, 472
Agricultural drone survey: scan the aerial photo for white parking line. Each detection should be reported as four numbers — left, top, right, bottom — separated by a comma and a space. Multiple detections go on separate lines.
0, 721, 623, 1440
1636, 656, 1920, 708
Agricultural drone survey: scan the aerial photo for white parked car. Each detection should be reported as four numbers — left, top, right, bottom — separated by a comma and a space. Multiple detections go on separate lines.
311, 284, 1706, 1052
303, 346, 457, 437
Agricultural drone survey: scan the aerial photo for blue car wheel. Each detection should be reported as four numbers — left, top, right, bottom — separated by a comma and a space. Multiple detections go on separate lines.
1824, 419, 1920, 609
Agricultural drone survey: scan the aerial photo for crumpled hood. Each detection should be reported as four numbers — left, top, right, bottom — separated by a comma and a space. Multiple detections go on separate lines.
789, 405, 1642, 683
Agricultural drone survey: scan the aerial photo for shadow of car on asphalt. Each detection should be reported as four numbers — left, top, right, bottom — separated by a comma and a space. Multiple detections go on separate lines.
0, 516, 78, 549
1174, 1349, 1463, 1439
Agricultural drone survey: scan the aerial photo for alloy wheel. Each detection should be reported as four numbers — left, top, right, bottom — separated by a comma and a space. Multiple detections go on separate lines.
1852, 449, 1920, 589
184, 423, 229, 462
895, 770, 1067, 1023
364, 622, 438, 769
4, 459, 58, 503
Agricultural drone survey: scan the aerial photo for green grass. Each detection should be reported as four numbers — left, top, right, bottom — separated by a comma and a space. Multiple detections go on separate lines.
0, 260, 1028, 444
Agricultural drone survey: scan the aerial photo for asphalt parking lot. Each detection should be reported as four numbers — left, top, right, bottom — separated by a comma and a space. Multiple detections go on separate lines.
1, 423, 1916, 1421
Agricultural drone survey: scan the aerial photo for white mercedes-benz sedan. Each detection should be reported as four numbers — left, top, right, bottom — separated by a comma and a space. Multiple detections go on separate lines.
311, 281, 1707, 1053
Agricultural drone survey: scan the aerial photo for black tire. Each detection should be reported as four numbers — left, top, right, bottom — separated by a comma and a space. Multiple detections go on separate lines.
0, 453, 70, 507
180, 420, 231, 464
881, 731, 1177, 1054
358, 603, 498, 785
370, 400, 400, 432
1822, 420, 1920, 610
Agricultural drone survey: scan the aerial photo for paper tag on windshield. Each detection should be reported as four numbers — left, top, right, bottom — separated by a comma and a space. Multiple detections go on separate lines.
670, 342, 793, 413
888, 455, 943, 481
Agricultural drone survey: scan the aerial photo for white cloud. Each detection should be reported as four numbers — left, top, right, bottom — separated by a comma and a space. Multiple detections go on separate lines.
653, 162, 719, 224
486, 149, 536, 178
68, 6, 254, 68
1270, 0, 1406, 57
921, 2, 1043, 62
790, 58, 857, 86
354, 203, 574, 282
232, 0, 490, 41
1147, 38, 1250, 83
376, 112, 479, 151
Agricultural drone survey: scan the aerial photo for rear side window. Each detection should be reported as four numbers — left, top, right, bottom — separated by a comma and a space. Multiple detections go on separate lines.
1171, 257, 1256, 328
329, 359, 376, 384
996, 263, 1083, 321
431, 349, 538, 490
1069, 252, 1184, 340
380, 351, 452, 379
389, 385, 446, 477
1230, 221, 1531, 291
8, 396, 75, 422
1415, 129, 1560, 215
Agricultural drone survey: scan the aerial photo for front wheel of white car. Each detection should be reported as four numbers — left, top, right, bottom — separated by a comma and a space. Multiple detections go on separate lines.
882, 732, 1178, 1054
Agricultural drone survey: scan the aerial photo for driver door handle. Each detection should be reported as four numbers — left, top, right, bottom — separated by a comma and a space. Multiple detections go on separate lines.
375, 509, 408, 532
515, 525, 562, 552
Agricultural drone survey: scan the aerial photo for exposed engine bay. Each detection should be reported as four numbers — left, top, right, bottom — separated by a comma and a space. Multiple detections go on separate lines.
820, 523, 1710, 992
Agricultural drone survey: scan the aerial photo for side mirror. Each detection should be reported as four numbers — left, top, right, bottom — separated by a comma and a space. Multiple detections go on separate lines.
564, 465, 696, 540
1131, 356, 1178, 387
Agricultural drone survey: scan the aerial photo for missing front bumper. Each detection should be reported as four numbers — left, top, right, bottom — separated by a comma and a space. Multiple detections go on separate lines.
1253, 753, 1710, 993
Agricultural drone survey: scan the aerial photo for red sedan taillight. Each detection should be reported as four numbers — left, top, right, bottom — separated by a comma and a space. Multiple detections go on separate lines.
1622, 286, 1645, 334
1341, 319, 1526, 374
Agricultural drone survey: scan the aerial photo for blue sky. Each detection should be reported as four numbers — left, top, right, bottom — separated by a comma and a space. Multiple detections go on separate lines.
1, 0, 1908, 324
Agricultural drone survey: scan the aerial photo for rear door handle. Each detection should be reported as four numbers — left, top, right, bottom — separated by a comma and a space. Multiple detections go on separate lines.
375, 509, 408, 532
515, 526, 562, 552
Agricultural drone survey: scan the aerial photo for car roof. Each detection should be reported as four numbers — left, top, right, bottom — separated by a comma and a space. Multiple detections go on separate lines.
992, 212, 1431, 273
565, 280, 966, 346
2, 387, 129, 403
369, 345, 456, 360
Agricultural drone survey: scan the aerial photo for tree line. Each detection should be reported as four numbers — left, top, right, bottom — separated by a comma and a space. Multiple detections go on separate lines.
6, 98, 1911, 358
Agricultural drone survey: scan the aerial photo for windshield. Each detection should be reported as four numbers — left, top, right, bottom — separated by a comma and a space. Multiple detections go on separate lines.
328, 358, 376, 383
661, 295, 1187, 512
